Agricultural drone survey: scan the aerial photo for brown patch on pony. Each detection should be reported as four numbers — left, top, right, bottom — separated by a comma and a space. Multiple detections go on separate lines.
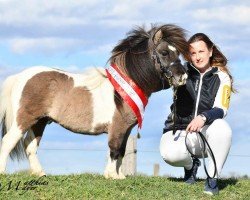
93, 122, 109, 134
17, 71, 94, 133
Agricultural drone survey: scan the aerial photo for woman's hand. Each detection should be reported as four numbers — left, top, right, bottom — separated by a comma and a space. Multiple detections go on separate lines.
186, 115, 205, 132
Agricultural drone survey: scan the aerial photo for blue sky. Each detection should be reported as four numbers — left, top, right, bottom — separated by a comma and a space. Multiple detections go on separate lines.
1, 0, 250, 178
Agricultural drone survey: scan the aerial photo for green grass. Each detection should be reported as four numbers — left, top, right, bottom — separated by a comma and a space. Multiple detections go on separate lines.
0, 173, 249, 200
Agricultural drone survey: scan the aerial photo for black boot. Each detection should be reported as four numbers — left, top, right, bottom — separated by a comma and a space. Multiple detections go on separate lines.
184, 158, 201, 184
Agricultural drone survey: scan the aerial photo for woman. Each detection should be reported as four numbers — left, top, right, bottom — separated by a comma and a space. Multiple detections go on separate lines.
160, 33, 234, 195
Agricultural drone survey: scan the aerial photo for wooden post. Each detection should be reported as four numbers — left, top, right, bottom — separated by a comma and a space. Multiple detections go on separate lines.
153, 163, 159, 176
121, 135, 137, 176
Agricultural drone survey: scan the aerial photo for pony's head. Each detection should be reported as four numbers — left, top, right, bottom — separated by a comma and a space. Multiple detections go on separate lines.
149, 24, 189, 88
110, 24, 189, 95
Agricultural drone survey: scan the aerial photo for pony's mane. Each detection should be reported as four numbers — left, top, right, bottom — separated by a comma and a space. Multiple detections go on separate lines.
109, 24, 188, 96
110, 26, 150, 59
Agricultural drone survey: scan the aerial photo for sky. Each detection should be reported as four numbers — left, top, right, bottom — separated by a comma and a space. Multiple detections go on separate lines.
1, 0, 250, 178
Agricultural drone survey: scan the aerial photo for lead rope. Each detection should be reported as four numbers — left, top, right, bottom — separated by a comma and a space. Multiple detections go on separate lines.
172, 87, 178, 135
185, 131, 218, 179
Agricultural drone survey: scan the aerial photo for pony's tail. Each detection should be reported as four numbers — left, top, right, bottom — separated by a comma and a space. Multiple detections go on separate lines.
0, 75, 26, 161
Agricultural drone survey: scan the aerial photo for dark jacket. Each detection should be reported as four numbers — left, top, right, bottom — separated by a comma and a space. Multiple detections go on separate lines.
164, 62, 231, 133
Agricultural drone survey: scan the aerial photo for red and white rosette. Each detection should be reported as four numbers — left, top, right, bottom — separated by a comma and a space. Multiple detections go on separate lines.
106, 63, 148, 128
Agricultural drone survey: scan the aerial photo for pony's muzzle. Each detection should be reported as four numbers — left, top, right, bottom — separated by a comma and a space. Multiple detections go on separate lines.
179, 73, 188, 85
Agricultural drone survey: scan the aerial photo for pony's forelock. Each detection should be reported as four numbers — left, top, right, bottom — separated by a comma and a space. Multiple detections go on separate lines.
159, 24, 189, 59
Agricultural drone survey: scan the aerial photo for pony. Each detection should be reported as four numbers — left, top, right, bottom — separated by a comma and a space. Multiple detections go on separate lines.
0, 24, 189, 179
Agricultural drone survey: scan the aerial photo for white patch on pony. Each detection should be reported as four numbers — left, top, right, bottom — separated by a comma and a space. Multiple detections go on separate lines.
70, 68, 106, 88
180, 73, 188, 85
104, 156, 125, 179
0, 74, 18, 133
0, 124, 23, 173
70, 68, 116, 131
90, 79, 116, 131
168, 45, 176, 52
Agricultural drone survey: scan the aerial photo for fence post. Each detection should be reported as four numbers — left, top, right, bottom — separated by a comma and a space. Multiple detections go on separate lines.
153, 163, 159, 176
121, 135, 137, 176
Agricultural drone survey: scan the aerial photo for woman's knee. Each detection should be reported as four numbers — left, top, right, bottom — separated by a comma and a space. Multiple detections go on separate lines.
160, 147, 178, 164
160, 134, 190, 166
207, 119, 232, 139
161, 151, 192, 167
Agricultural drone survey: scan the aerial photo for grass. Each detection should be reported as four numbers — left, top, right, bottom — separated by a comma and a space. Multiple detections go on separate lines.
0, 173, 249, 200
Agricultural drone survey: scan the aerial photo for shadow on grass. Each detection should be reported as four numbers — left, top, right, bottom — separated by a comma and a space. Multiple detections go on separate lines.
167, 177, 185, 183
219, 178, 238, 190
166, 177, 210, 183
166, 177, 238, 190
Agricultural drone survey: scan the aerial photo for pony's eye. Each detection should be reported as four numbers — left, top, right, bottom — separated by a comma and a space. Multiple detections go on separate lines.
161, 51, 169, 56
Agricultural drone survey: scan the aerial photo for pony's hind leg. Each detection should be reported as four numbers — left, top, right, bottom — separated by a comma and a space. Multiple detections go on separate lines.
0, 124, 24, 174
24, 119, 47, 176
24, 130, 45, 176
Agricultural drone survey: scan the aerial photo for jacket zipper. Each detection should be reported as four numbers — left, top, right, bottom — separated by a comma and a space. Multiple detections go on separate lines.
194, 73, 204, 117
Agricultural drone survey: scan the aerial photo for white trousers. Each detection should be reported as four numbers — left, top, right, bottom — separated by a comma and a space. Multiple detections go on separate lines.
160, 119, 232, 178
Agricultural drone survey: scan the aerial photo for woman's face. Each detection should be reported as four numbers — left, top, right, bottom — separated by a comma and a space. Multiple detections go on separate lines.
189, 40, 212, 73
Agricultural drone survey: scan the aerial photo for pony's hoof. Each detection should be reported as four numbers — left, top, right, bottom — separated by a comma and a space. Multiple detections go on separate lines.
104, 171, 126, 180
31, 171, 46, 177
118, 173, 126, 179
39, 172, 46, 177
104, 172, 109, 179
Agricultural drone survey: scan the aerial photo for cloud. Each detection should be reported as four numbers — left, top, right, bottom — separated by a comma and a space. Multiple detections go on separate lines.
0, 64, 24, 84
227, 79, 250, 139
0, 0, 191, 28
191, 5, 250, 25
9, 37, 88, 54
186, 4, 250, 61
0, 1, 96, 27
83, 43, 114, 55
0, 0, 249, 62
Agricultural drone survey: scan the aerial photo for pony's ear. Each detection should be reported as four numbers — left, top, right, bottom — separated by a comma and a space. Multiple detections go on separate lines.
153, 29, 163, 45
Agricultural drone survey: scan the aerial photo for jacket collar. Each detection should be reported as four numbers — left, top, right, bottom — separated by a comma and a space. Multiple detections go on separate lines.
186, 62, 218, 77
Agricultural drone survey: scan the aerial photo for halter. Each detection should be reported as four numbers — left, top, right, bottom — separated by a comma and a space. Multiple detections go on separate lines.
151, 49, 181, 135
151, 50, 181, 87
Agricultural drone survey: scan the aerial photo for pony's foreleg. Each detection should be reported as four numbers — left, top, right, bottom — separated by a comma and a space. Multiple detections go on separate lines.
0, 125, 23, 173
104, 129, 131, 179
24, 130, 45, 177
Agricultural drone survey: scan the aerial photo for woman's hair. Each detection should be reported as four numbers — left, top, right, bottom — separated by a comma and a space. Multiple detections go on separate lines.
188, 33, 236, 92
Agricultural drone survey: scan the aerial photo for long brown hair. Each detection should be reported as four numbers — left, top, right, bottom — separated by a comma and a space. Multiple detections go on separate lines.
188, 33, 236, 92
